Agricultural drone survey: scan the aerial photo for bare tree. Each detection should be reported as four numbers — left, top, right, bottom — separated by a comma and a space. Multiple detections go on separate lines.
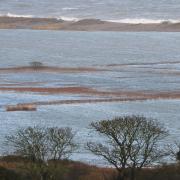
29, 61, 44, 70
47, 127, 77, 160
87, 115, 168, 180
167, 141, 180, 162
5, 126, 77, 180
5, 126, 77, 162
6, 127, 48, 163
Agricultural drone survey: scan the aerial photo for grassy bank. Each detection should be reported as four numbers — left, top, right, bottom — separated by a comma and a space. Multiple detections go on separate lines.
0, 155, 180, 180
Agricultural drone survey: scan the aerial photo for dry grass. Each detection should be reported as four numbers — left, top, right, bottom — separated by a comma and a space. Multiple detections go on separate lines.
0, 156, 116, 180
6, 104, 37, 111
0, 156, 180, 180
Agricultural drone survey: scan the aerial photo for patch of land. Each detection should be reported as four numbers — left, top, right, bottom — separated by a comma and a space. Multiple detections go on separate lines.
106, 61, 180, 67
0, 66, 105, 73
1, 16, 180, 31
1, 86, 180, 108
0, 155, 180, 180
0, 86, 95, 94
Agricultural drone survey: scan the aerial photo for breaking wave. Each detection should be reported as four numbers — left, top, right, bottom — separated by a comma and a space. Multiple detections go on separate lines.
1, 12, 34, 18
62, 7, 79, 10
0, 13, 79, 21
106, 18, 180, 24
1, 13, 180, 24
56, 16, 79, 21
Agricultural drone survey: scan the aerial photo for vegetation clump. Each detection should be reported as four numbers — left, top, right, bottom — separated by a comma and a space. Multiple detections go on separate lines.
6, 104, 37, 111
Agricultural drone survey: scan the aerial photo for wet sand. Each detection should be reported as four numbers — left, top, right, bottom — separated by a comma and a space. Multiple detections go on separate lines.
1, 17, 180, 31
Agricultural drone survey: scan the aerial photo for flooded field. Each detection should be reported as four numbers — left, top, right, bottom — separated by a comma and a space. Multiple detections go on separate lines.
0, 30, 180, 165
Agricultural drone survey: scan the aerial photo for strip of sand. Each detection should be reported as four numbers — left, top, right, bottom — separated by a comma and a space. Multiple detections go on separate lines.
1, 17, 180, 31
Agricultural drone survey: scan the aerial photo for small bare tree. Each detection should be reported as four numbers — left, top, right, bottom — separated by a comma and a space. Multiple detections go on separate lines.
87, 116, 168, 180
6, 127, 48, 163
47, 127, 77, 160
5, 126, 77, 180
29, 61, 44, 70
167, 141, 180, 162
5, 127, 77, 162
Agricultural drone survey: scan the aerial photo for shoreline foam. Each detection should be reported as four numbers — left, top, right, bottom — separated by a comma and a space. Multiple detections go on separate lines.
1, 13, 180, 24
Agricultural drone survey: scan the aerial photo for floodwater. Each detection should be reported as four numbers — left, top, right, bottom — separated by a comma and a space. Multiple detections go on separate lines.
0, 30, 180, 165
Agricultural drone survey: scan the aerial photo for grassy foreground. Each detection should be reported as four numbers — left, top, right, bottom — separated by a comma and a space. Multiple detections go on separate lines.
0, 155, 180, 180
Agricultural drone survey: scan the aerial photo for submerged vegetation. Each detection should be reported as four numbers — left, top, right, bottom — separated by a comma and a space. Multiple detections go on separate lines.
0, 115, 180, 180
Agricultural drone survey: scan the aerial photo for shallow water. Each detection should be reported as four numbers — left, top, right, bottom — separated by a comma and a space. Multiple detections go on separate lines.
1, 30, 180, 92
1, 100, 180, 165
0, 30, 180, 165
1, 30, 180, 67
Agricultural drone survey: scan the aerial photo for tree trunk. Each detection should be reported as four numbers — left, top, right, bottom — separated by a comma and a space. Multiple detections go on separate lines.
130, 168, 136, 180
117, 171, 126, 180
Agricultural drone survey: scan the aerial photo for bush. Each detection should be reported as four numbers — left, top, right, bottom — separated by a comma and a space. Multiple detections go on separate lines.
0, 166, 23, 180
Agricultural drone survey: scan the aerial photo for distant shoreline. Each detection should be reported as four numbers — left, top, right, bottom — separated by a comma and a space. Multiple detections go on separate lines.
1, 16, 180, 31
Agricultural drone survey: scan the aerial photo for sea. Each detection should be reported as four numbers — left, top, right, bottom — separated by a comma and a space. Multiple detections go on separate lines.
0, 0, 180, 23
0, 1, 180, 166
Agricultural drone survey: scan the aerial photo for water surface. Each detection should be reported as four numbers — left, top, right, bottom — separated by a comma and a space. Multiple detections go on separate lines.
0, 30, 180, 165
